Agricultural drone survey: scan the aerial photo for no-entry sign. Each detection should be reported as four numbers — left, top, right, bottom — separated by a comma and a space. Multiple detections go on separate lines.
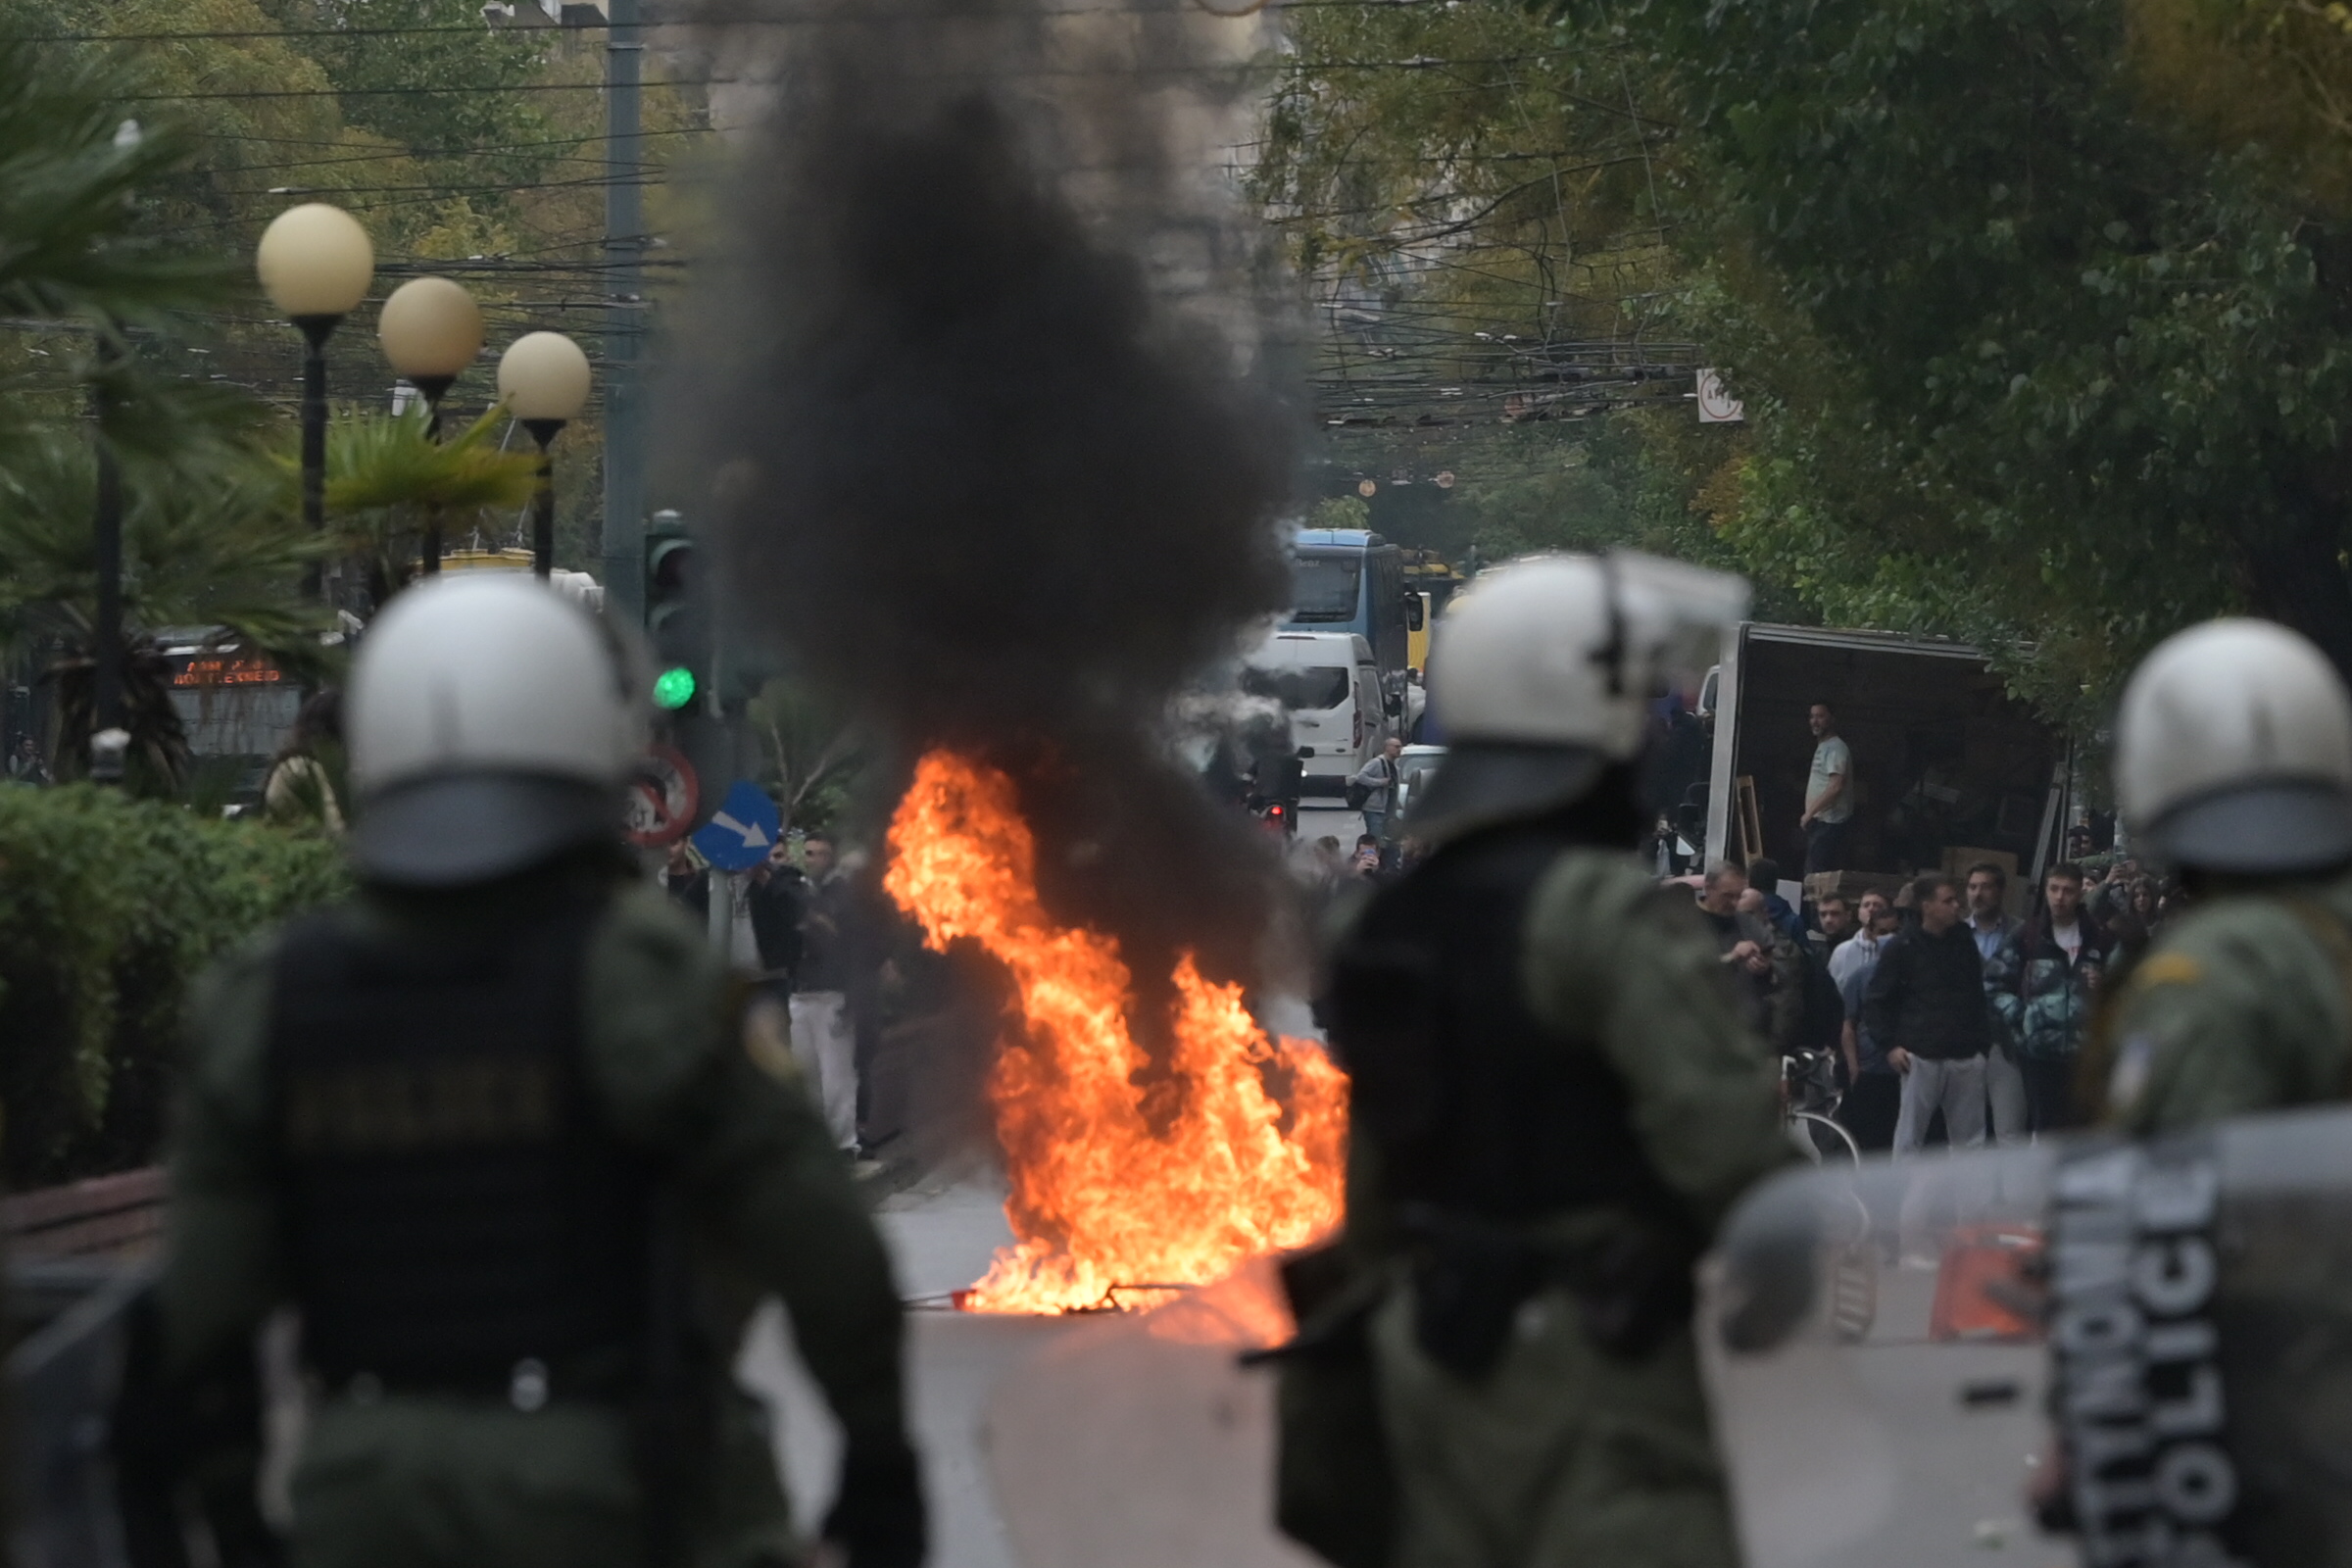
625, 744, 700, 848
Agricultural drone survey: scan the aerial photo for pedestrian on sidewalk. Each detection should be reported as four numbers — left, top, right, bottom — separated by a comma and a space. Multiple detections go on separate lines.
264, 690, 347, 832
1829, 891, 1900, 1150
1350, 736, 1403, 856
1698, 861, 1802, 1052
748, 836, 807, 1002
1808, 893, 1856, 966
661, 838, 707, 919
1744, 856, 1804, 945
793, 830, 863, 1154
8, 734, 50, 785
1994, 862, 2109, 1133
1865, 872, 1995, 1153
1964, 862, 2029, 1144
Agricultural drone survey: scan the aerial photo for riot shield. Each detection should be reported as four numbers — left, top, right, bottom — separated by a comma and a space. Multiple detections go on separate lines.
1699, 1138, 2066, 1568
1704, 1103, 2352, 1568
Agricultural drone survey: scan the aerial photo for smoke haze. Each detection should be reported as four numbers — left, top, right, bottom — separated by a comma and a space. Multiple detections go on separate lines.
669, 0, 1302, 988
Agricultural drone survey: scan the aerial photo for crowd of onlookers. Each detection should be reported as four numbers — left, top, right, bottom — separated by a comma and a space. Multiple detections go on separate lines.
1687, 849, 2177, 1152
1283, 806, 2177, 1152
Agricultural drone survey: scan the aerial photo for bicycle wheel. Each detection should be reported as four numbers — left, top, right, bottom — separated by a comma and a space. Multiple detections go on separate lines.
1788, 1110, 1862, 1167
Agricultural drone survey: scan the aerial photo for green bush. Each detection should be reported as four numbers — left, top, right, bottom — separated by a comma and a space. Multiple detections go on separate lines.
0, 785, 349, 1186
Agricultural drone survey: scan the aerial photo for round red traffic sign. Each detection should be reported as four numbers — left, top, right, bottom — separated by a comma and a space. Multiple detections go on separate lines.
625, 743, 700, 848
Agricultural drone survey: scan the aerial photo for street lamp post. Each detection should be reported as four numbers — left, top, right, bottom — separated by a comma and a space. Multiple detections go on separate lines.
89, 331, 124, 782
378, 276, 484, 576
496, 331, 593, 578
257, 204, 373, 603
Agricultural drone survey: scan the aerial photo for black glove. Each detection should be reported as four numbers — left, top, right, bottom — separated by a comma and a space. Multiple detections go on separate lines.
823, 1442, 927, 1568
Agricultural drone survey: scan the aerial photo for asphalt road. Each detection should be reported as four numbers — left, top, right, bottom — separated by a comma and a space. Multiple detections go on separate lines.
740, 1170, 1317, 1568
739, 1171, 1079, 1568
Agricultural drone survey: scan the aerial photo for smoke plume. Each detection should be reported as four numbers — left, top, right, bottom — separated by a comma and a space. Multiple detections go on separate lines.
669, 0, 1301, 988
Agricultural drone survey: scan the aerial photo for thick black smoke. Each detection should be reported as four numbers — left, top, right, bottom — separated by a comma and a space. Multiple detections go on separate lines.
670, 0, 1300, 989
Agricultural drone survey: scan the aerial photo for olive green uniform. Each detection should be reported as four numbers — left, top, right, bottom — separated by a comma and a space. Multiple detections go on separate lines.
1348, 850, 1791, 1568
163, 874, 909, 1568
2102, 871, 2352, 1136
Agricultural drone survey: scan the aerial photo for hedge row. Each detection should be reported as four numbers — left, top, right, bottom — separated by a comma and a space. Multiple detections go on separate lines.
0, 785, 349, 1186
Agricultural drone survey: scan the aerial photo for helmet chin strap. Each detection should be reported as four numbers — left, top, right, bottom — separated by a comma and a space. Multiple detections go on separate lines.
1590, 551, 1629, 698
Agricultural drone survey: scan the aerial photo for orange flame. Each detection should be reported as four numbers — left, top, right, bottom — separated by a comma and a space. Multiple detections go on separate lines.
884, 750, 1348, 1313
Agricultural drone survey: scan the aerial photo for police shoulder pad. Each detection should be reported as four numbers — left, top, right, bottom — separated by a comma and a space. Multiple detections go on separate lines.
2132, 952, 2206, 990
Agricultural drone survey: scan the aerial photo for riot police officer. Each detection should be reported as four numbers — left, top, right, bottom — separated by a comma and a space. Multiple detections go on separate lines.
161, 574, 923, 1568
2098, 617, 2352, 1133
1303, 553, 1791, 1568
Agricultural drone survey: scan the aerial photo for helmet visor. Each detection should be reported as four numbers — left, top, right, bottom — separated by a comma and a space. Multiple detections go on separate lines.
1405, 741, 1606, 845
351, 772, 621, 887
2145, 778, 2352, 876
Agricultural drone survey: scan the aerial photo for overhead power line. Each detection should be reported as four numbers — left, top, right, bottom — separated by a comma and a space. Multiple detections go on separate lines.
120, 76, 731, 102
6, 0, 1436, 43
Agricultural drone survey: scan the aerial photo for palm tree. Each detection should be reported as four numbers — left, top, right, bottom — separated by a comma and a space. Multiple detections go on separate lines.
0, 434, 326, 791
324, 406, 544, 609
0, 37, 322, 790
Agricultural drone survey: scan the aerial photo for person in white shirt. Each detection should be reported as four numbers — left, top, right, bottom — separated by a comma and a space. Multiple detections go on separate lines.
1800, 702, 1855, 874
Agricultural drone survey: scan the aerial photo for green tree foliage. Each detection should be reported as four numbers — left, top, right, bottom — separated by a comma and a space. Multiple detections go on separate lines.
1253, 2, 1759, 608
0, 783, 346, 1185
0, 429, 330, 791
0, 32, 331, 784
1252, 0, 1670, 341
1265, 0, 2352, 725
1551, 0, 2352, 710
3, 0, 706, 573
0, 40, 224, 330
269, 0, 564, 193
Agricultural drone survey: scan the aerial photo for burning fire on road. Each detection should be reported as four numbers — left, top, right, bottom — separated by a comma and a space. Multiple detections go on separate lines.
886, 750, 1348, 1315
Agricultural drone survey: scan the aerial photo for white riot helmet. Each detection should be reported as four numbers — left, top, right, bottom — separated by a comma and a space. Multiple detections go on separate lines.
1410, 551, 1748, 843
2115, 617, 2352, 875
346, 573, 649, 886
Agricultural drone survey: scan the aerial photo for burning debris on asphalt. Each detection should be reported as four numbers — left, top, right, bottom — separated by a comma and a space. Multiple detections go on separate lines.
672, 0, 1339, 1309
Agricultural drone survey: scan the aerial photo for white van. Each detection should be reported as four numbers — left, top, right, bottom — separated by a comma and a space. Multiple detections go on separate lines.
1241, 630, 1387, 795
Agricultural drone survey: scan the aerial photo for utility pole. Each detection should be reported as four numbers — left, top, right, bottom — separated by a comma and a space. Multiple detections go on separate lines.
602, 0, 647, 621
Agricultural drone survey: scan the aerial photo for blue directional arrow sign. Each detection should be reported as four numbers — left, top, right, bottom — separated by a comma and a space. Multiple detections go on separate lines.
691, 780, 781, 872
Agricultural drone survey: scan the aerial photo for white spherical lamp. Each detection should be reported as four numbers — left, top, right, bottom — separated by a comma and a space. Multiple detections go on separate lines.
256, 203, 374, 320
497, 331, 593, 422
379, 276, 483, 390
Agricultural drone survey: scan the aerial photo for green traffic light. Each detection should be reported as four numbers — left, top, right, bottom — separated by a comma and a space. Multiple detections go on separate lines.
652, 665, 698, 710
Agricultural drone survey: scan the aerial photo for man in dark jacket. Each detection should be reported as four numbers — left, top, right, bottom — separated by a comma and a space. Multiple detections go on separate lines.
748, 839, 807, 997
792, 832, 860, 1152
1743, 857, 1805, 946
1989, 861, 2109, 1133
661, 840, 707, 920
1696, 862, 1803, 1051
1863, 872, 1994, 1152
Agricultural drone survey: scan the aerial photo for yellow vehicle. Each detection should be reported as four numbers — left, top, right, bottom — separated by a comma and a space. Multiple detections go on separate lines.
440, 547, 536, 572
436, 547, 605, 611
1399, 549, 1464, 671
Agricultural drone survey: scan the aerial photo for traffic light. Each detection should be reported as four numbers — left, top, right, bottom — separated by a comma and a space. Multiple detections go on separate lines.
644, 510, 705, 712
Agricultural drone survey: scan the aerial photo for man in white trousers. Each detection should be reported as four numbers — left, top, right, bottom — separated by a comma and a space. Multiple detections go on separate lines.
791, 831, 861, 1153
